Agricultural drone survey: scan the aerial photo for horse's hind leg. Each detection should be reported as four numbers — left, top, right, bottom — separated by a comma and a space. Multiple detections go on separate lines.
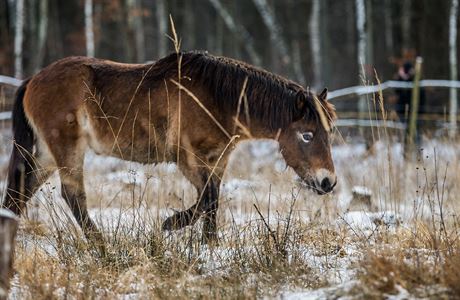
59, 169, 104, 251
49, 139, 105, 255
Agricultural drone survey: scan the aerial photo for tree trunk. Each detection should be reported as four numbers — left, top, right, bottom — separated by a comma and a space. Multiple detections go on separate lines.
309, 0, 321, 90
384, 0, 393, 57
251, 0, 296, 77
14, 0, 24, 79
215, 6, 224, 54
156, 0, 167, 58
0, 209, 19, 300
85, 0, 94, 57
127, 0, 145, 62
356, 0, 367, 114
401, 0, 411, 50
208, 0, 261, 65
35, 0, 48, 71
291, 40, 306, 86
449, 0, 458, 137
366, 0, 373, 71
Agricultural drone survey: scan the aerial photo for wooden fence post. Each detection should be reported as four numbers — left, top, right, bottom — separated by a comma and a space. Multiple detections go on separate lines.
0, 209, 19, 300
405, 57, 423, 157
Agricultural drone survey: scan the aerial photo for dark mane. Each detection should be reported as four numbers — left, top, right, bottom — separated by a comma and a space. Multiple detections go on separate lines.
148, 51, 335, 130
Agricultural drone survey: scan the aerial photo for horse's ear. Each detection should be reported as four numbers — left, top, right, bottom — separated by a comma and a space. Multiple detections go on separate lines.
318, 88, 328, 102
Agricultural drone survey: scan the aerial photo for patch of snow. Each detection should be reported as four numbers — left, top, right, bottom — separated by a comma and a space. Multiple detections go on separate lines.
340, 211, 402, 231
351, 186, 372, 196
280, 280, 359, 300
385, 284, 411, 300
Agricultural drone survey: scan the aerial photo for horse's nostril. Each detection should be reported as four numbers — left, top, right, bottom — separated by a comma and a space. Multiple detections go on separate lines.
320, 177, 332, 192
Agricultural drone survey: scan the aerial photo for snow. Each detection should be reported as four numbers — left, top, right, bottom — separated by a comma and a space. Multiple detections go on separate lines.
280, 280, 358, 300
340, 211, 402, 231
351, 185, 372, 196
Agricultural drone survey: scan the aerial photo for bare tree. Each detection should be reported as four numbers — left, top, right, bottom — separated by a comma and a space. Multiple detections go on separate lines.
355, 0, 367, 115
36, 0, 48, 71
384, 0, 393, 56
291, 41, 306, 86
127, 0, 145, 62
251, 0, 295, 76
208, 0, 261, 65
449, 0, 458, 137
366, 0, 373, 69
310, 0, 322, 90
156, 0, 167, 58
14, 0, 24, 78
401, 0, 411, 50
85, 0, 94, 57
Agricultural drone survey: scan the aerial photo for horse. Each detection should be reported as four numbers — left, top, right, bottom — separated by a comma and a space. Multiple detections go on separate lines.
2, 51, 337, 250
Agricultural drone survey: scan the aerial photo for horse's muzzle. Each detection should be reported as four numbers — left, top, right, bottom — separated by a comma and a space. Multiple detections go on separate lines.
315, 177, 337, 194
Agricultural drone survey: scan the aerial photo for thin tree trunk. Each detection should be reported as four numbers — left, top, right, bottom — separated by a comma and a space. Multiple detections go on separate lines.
251, 0, 296, 77
136, 0, 145, 62
449, 0, 458, 137
366, 0, 373, 70
85, 0, 94, 57
292, 41, 306, 86
309, 0, 322, 90
35, 0, 48, 71
208, 0, 261, 65
384, 0, 393, 56
28, 0, 37, 75
0, 209, 19, 300
127, 0, 145, 62
401, 0, 411, 50
356, 0, 367, 115
215, 10, 223, 54
183, 0, 195, 50
14, 0, 24, 78
156, 0, 167, 58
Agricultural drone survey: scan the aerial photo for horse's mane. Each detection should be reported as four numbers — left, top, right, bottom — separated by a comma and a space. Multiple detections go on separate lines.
148, 51, 336, 130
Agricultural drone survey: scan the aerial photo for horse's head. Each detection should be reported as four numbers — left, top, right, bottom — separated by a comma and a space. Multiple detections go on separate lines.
279, 88, 337, 195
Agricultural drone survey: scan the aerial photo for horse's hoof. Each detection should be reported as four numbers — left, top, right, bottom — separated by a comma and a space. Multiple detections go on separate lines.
162, 211, 197, 231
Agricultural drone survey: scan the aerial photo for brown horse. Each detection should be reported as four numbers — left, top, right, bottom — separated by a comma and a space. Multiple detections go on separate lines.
2, 51, 336, 248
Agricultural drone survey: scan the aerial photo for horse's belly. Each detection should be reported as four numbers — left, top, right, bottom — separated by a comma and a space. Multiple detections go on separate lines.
78, 108, 170, 164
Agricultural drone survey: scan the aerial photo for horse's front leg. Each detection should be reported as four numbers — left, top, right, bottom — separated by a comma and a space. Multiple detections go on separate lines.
201, 177, 219, 244
162, 170, 221, 244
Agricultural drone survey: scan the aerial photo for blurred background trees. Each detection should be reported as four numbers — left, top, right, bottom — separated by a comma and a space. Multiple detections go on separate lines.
0, 0, 457, 90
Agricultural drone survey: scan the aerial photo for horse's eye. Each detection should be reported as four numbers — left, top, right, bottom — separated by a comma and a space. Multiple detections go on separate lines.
300, 132, 314, 143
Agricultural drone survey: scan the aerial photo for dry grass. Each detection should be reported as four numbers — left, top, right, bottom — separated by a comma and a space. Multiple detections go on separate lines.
357, 246, 460, 299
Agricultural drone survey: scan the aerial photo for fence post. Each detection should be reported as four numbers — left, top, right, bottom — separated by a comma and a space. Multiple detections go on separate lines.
405, 57, 423, 157
0, 209, 19, 300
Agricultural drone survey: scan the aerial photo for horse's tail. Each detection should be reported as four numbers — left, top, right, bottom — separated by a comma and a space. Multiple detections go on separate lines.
3, 78, 34, 214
